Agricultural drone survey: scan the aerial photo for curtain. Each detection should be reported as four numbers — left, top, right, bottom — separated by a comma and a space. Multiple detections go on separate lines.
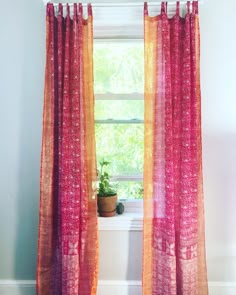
37, 3, 98, 295
143, 1, 208, 294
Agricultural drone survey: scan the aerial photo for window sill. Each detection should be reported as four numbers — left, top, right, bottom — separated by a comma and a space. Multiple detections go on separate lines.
98, 212, 143, 231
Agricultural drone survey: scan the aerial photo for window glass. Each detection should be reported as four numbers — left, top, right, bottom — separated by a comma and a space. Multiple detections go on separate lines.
95, 99, 144, 120
94, 42, 144, 94
95, 124, 144, 176
94, 41, 144, 199
117, 181, 143, 200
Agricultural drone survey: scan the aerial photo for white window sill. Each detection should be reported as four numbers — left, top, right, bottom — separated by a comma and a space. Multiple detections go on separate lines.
98, 212, 143, 231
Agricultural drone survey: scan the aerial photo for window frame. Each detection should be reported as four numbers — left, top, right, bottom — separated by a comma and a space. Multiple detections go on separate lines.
94, 39, 144, 213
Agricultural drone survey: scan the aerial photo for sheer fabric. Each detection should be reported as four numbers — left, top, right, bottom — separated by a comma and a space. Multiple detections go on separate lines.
143, 2, 208, 294
37, 4, 98, 295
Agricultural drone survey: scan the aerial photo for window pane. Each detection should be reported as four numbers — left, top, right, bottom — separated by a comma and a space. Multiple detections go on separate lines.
117, 181, 143, 200
95, 124, 144, 175
95, 100, 144, 120
94, 41, 144, 94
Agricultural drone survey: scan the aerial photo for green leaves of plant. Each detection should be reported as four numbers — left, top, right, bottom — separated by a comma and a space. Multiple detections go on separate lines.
98, 159, 117, 197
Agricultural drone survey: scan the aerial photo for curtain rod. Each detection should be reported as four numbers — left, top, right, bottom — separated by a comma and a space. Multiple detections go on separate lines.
45, 1, 203, 7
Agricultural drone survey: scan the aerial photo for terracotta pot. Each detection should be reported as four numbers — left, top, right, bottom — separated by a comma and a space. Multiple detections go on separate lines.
97, 195, 117, 217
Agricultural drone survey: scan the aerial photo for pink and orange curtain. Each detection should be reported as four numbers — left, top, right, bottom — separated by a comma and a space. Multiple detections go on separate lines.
143, 1, 208, 294
37, 3, 98, 295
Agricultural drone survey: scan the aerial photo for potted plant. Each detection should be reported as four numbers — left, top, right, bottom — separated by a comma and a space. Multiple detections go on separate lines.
97, 160, 117, 217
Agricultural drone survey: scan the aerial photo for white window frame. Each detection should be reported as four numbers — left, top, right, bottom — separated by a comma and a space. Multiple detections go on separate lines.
94, 39, 144, 216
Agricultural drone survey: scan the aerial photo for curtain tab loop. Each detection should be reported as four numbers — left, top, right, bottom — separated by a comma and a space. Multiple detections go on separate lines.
161, 1, 165, 14
48, 4, 55, 18
66, 3, 70, 16
88, 3, 93, 17
73, 3, 77, 20
193, 1, 199, 14
79, 3, 83, 16
46, 3, 50, 16
144, 2, 148, 16
176, 1, 180, 16
58, 3, 63, 17
47, 3, 54, 17
187, 1, 190, 13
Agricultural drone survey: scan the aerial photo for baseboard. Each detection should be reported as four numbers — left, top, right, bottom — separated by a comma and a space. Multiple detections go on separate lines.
98, 280, 142, 295
97, 281, 236, 295
0, 280, 35, 295
208, 282, 236, 295
0, 280, 236, 295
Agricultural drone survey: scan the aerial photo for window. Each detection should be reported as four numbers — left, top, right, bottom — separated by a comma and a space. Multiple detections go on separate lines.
94, 40, 144, 201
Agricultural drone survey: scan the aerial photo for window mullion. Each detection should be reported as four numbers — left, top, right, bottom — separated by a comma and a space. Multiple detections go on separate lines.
95, 119, 144, 124
111, 175, 143, 181
95, 93, 144, 100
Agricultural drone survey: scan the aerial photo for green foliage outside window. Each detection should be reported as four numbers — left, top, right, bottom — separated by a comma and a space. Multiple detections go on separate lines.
94, 42, 144, 199
94, 42, 144, 94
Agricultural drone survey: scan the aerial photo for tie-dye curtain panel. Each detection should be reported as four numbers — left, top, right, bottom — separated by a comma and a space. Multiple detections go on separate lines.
37, 4, 98, 295
143, 1, 208, 294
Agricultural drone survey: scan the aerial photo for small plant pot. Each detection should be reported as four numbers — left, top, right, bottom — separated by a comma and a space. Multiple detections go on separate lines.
97, 195, 117, 217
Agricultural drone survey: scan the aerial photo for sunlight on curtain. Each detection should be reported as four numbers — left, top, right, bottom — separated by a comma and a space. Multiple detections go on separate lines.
37, 4, 98, 295
143, 1, 208, 294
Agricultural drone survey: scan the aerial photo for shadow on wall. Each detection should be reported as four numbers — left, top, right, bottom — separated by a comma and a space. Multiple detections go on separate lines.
203, 133, 236, 282
127, 221, 143, 295
203, 133, 236, 250
14, 0, 45, 286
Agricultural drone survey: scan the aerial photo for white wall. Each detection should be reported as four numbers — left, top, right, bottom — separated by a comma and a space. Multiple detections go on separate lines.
0, 0, 44, 280
0, 0, 236, 293
201, 0, 236, 283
